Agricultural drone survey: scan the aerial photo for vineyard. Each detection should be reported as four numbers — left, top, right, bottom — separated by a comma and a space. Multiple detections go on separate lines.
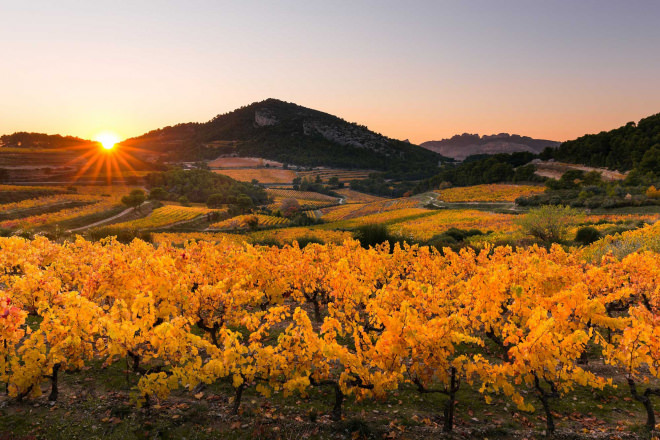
435, 184, 547, 203
0, 185, 69, 203
212, 169, 298, 184
2, 224, 660, 438
152, 232, 248, 246
0, 194, 100, 216
0, 198, 121, 231
110, 205, 213, 230
334, 188, 386, 204
209, 214, 290, 230
390, 209, 518, 241
207, 157, 284, 168
248, 226, 353, 245
296, 169, 374, 182
318, 197, 422, 222
317, 208, 432, 230
266, 189, 338, 210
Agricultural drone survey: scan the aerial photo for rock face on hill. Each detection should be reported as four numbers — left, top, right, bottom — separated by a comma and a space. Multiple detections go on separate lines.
120, 98, 445, 172
420, 133, 559, 160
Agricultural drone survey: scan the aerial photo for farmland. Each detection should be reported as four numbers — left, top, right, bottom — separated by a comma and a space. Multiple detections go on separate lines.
210, 214, 289, 230
211, 167, 377, 185
435, 184, 546, 202
389, 209, 518, 241
1, 180, 659, 440
110, 205, 213, 230
208, 156, 284, 168
297, 168, 374, 182
212, 168, 297, 184
266, 188, 338, 210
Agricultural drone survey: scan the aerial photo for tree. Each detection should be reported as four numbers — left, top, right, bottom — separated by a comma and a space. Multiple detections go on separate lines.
280, 198, 301, 218
148, 187, 168, 201
206, 193, 225, 208
235, 194, 253, 212
639, 146, 660, 177
645, 185, 660, 199
516, 205, 584, 243
121, 189, 146, 211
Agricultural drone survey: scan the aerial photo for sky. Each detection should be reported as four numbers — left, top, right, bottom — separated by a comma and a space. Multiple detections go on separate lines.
1, 0, 659, 144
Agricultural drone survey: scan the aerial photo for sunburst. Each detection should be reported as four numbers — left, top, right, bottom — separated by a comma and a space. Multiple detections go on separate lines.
62, 132, 155, 185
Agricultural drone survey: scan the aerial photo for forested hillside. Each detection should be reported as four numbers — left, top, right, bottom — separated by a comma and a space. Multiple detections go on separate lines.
542, 113, 660, 174
121, 99, 445, 177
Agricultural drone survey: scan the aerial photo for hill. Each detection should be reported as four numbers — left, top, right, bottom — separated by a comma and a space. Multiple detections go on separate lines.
541, 112, 660, 174
120, 99, 445, 176
0, 132, 95, 149
420, 133, 559, 160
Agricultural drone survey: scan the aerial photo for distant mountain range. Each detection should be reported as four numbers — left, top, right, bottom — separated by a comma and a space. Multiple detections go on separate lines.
120, 99, 445, 174
420, 133, 560, 160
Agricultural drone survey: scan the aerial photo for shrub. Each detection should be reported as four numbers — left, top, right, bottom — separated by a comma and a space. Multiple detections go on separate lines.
516, 205, 584, 243
295, 236, 325, 248
427, 228, 484, 251
251, 237, 282, 247
575, 226, 601, 245
353, 224, 397, 249
86, 227, 152, 244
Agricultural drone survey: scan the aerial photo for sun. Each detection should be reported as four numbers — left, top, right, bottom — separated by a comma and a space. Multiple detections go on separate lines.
95, 132, 120, 150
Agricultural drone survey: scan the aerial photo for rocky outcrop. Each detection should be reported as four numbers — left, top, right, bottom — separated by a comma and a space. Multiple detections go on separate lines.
254, 109, 278, 127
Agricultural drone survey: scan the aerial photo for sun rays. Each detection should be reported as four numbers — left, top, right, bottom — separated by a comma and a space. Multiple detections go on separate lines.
59, 133, 154, 185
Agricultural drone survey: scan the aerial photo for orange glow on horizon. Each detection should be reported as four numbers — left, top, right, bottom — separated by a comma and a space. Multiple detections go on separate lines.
62, 132, 152, 185
95, 132, 120, 151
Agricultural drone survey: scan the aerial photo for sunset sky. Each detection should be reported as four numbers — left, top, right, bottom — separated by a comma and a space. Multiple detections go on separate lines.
2, 0, 659, 144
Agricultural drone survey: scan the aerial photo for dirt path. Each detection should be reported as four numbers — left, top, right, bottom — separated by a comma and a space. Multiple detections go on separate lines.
533, 160, 627, 181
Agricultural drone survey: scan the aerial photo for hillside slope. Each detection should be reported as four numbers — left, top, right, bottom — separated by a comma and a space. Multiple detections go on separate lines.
420, 133, 559, 160
541, 112, 660, 172
121, 99, 445, 174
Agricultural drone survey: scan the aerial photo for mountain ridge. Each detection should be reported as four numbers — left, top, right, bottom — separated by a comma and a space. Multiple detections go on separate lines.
420, 133, 560, 160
